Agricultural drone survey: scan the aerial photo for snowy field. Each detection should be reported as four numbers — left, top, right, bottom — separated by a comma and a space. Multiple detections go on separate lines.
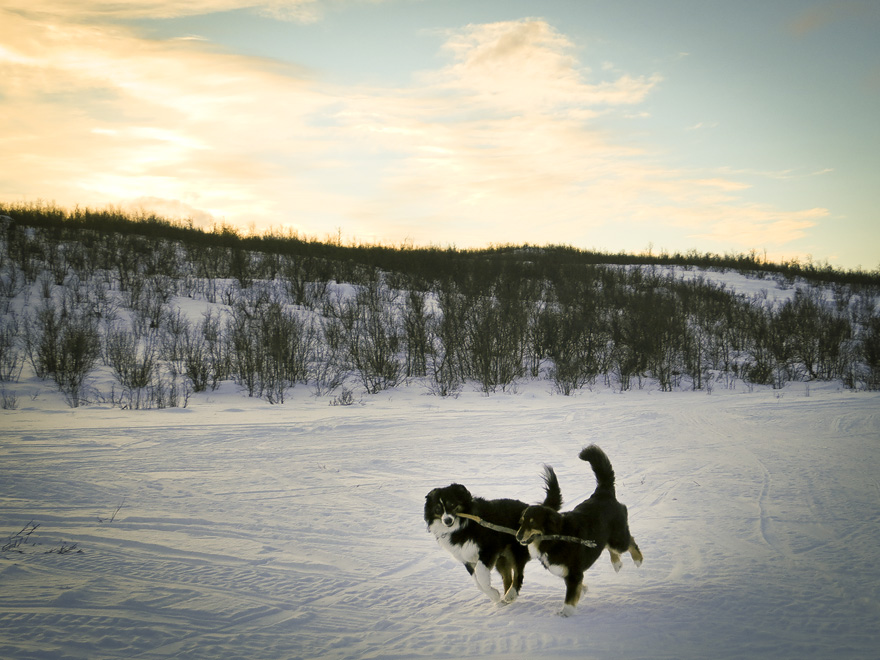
2, 378, 879, 660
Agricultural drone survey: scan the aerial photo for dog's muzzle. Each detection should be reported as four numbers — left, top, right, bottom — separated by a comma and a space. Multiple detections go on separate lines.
515, 529, 534, 545
442, 514, 456, 527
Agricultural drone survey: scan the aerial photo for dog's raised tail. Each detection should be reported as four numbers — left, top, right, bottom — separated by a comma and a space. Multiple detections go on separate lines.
579, 444, 616, 495
541, 464, 563, 511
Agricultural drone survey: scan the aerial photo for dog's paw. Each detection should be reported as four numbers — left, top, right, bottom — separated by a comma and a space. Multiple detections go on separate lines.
486, 588, 502, 603
633, 557, 643, 567
557, 604, 577, 618
501, 587, 519, 604
612, 558, 623, 573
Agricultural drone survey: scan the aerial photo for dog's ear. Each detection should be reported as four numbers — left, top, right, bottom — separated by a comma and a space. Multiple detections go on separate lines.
449, 483, 472, 503
424, 489, 439, 526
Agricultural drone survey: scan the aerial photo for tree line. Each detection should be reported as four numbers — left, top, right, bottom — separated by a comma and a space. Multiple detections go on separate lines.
1, 203, 879, 408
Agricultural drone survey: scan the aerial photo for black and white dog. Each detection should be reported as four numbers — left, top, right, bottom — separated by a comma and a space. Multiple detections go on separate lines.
515, 445, 643, 616
425, 469, 562, 604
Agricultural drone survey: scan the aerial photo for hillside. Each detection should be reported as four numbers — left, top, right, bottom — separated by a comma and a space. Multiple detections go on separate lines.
1, 203, 879, 411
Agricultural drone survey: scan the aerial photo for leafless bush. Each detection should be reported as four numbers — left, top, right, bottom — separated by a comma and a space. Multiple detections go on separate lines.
227, 294, 312, 403
24, 302, 100, 406
345, 278, 402, 394
403, 290, 430, 378
329, 387, 358, 406
104, 365, 190, 409
1, 389, 18, 409
465, 289, 528, 394
105, 326, 158, 390
427, 283, 466, 397
0, 263, 25, 314
129, 277, 169, 333
0, 314, 23, 382
309, 317, 348, 396
174, 311, 227, 393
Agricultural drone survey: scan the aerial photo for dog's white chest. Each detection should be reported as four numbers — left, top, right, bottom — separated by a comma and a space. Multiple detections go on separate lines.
444, 538, 479, 565
430, 520, 479, 564
529, 543, 568, 577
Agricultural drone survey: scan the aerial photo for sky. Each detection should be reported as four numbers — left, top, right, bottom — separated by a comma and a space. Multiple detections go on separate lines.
1, 1, 878, 269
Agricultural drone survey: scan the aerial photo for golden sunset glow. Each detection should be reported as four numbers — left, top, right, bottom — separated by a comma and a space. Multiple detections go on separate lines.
2, 1, 878, 267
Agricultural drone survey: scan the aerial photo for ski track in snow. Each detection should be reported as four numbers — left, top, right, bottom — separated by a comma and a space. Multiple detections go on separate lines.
1, 384, 879, 659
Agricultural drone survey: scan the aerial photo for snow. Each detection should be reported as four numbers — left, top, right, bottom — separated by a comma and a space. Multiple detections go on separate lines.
2, 254, 879, 659
2, 379, 879, 659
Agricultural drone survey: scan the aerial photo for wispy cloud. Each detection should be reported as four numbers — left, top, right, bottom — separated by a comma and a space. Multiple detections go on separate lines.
5, 0, 326, 22
788, 0, 876, 36
0, 10, 826, 255
686, 121, 719, 131
0, 7, 336, 222
431, 20, 660, 115
688, 206, 827, 247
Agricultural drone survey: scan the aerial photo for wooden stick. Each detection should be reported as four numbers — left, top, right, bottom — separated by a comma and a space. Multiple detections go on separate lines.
456, 512, 518, 536
457, 512, 597, 548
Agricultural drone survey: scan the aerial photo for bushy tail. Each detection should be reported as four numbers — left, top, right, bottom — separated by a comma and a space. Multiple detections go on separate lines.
579, 444, 616, 496
540, 465, 563, 511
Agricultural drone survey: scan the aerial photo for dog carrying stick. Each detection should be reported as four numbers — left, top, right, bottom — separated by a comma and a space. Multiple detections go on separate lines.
456, 512, 597, 548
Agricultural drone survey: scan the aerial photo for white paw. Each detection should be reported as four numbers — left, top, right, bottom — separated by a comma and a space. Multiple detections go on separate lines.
487, 587, 502, 603
557, 604, 576, 617
634, 558, 643, 567
501, 587, 518, 604
612, 559, 622, 573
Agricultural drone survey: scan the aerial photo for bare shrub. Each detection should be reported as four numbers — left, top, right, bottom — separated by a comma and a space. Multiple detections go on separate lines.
310, 317, 348, 396
227, 296, 312, 403
105, 326, 158, 390
24, 302, 100, 406
345, 278, 402, 394
403, 289, 430, 378
0, 314, 24, 382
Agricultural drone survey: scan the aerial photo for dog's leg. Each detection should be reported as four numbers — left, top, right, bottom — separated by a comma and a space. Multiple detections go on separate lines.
497, 555, 519, 603
609, 547, 623, 573
495, 550, 521, 603
496, 554, 513, 594
629, 538, 643, 566
559, 576, 584, 617
500, 566, 519, 604
503, 554, 527, 604
472, 561, 502, 603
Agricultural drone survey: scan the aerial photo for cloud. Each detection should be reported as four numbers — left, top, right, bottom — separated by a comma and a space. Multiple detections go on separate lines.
0, 12, 825, 256
318, 20, 672, 244
686, 121, 719, 131
430, 20, 661, 116
688, 207, 827, 247
4, 0, 325, 22
0, 8, 337, 221
788, 0, 877, 36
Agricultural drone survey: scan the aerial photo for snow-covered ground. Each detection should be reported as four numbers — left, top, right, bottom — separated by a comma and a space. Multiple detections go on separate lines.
2, 378, 878, 659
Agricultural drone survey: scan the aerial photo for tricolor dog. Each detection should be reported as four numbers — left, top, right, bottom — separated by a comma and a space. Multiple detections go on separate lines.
425, 469, 561, 604
515, 445, 643, 616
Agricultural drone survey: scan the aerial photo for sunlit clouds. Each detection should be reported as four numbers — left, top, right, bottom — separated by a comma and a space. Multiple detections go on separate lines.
0, 1, 858, 262
1, 6, 331, 222
5, 0, 327, 22
432, 20, 659, 115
